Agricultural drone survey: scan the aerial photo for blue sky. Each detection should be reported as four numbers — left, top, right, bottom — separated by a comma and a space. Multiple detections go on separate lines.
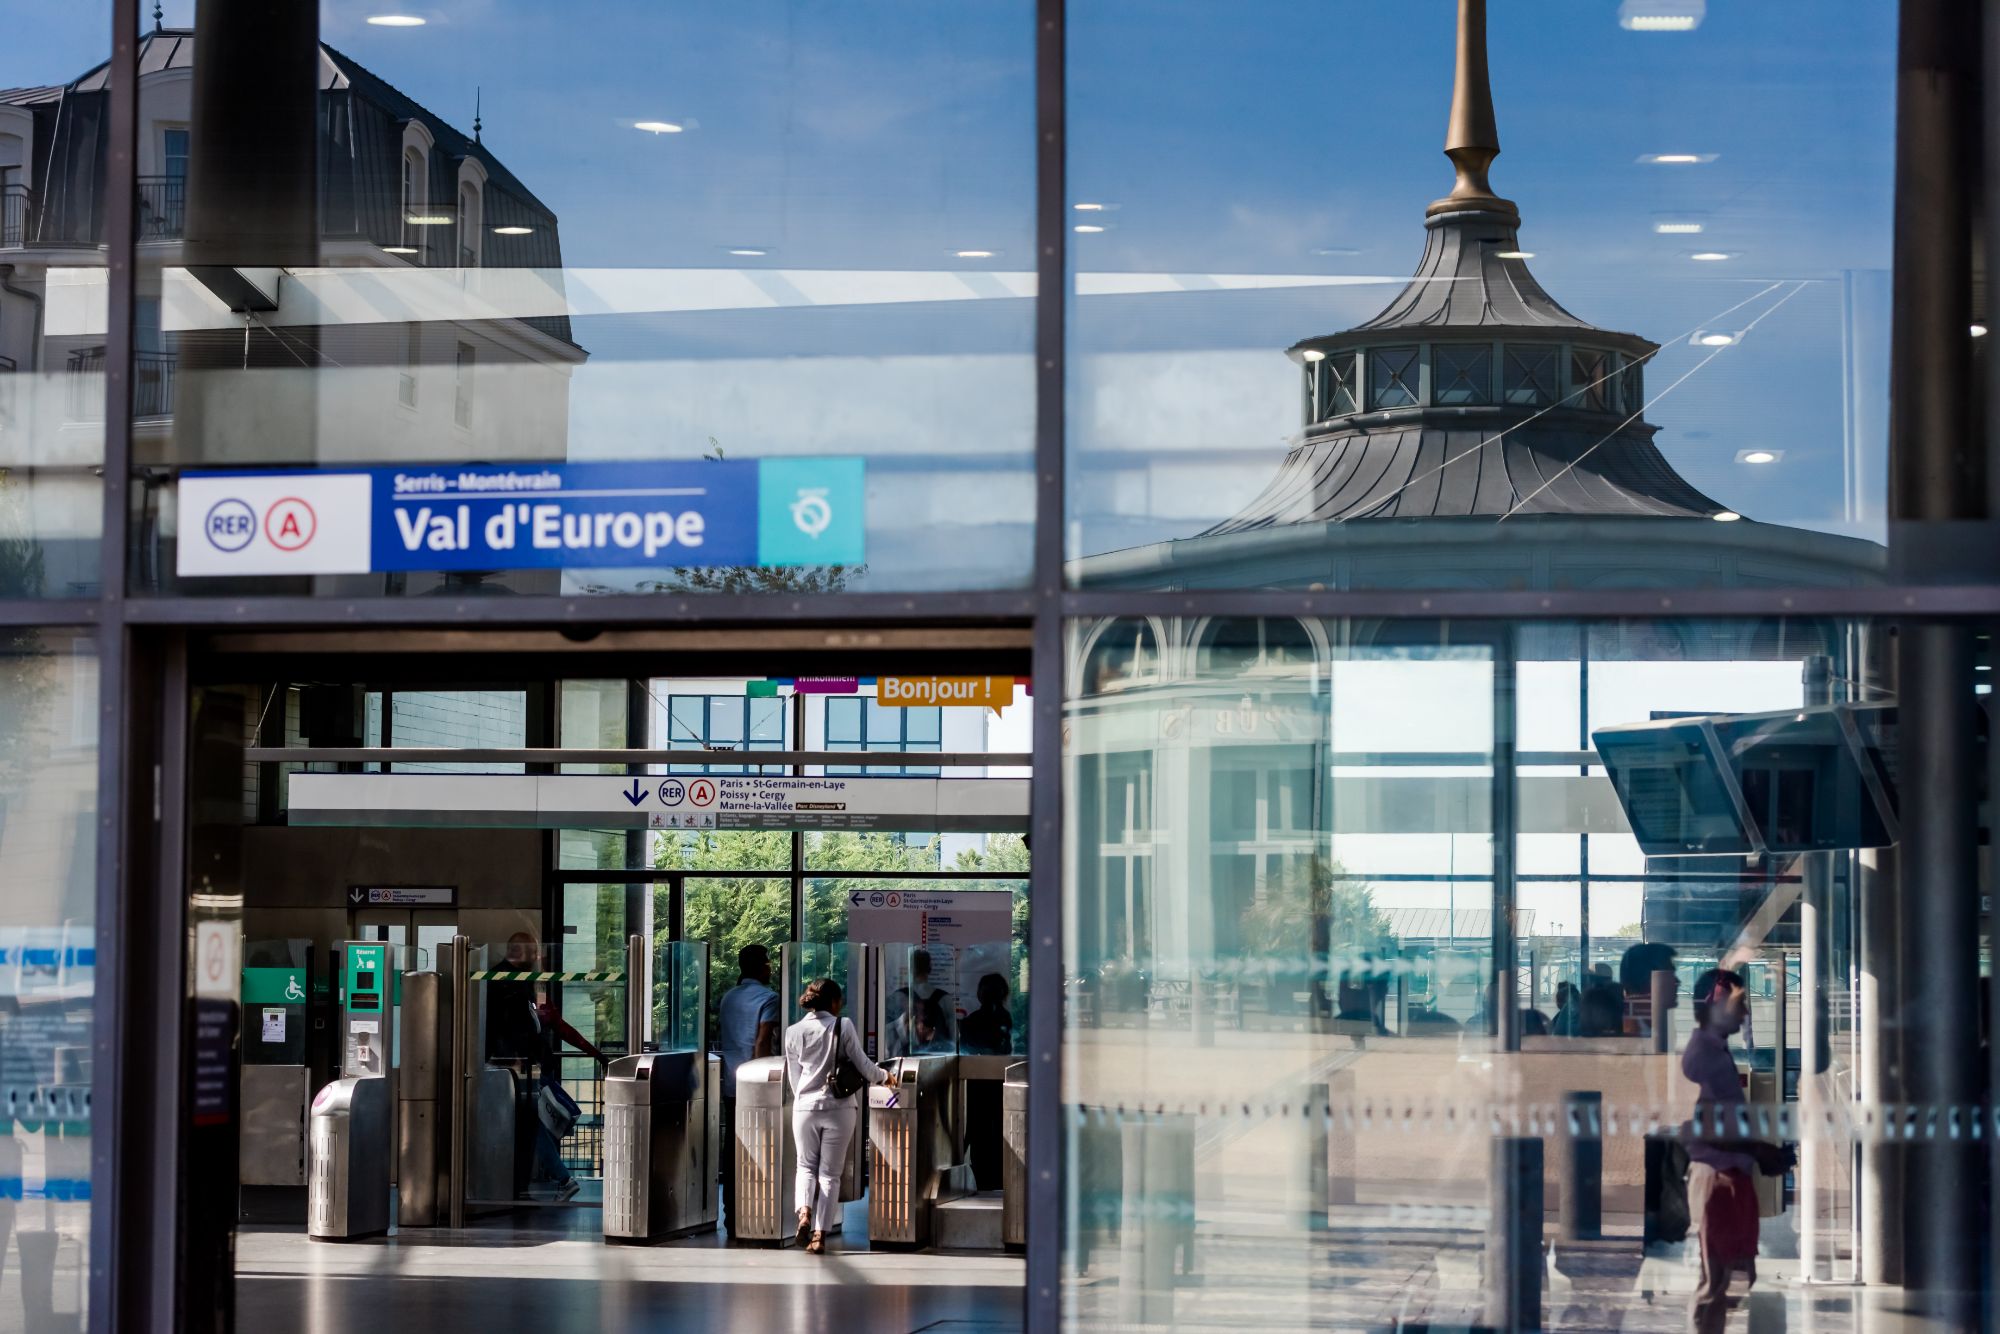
5, 1, 1899, 556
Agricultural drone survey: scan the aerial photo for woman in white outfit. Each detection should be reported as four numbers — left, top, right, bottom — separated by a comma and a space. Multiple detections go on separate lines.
783, 977, 891, 1253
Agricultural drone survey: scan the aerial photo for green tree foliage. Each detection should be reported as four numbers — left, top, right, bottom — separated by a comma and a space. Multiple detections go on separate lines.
1237, 855, 1391, 960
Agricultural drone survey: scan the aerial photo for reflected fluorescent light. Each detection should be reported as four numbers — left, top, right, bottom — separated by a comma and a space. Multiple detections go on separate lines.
1619, 0, 1705, 31
366, 14, 426, 26
1073, 224, 1105, 234
953, 250, 995, 259
1640, 153, 1714, 164
1495, 249, 1533, 259
1073, 202, 1107, 212
492, 225, 534, 236
1310, 246, 1361, 257
382, 245, 418, 255
728, 248, 768, 257
1654, 221, 1705, 234
1697, 333, 1735, 347
1300, 349, 1326, 362
634, 121, 684, 134
404, 213, 453, 226
1974, 323, 1990, 337
1711, 510, 1742, 522
1737, 449, 1780, 464
1690, 251, 1732, 262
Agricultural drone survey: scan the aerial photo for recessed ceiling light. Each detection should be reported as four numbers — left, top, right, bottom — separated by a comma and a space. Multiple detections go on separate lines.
404, 213, 453, 226
634, 121, 684, 134
1973, 323, 1990, 337
1690, 251, 1732, 262
1737, 450, 1779, 464
366, 14, 426, 26
728, 248, 768, 257
383, 245, 418, 254
1640, 153, 1713, 165
1300, 349, 1326, 363
1711, 510, 1742, 522
1073, 202, 1106, 212
492, 225, 534, 236
1654, 222, 1705, 234
1618, 0, 1706, 31
1697, 333, 1736, 347
1073, 224, 1105, 234
1495, 249, 1534, 259
954, 250, 995, 259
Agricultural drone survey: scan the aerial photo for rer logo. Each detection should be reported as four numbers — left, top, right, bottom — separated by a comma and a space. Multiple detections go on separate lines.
265, 497, 318, 552
658, 779, 686, 807
204, 499, 257, 553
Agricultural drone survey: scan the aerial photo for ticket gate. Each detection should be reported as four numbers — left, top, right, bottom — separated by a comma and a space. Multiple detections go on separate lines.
602, 1051, 721, 1241
867, 1055, 962, 1247
308, 1077, 391, 1239
1002, 1062, 1028, 1249
731, 1055, 797, 1244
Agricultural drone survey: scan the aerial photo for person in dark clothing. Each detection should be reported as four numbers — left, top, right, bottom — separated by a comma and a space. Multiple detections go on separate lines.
490, 932, 607, 1202
959, 973, 1014, 1055
1620, 941, 1679, 1038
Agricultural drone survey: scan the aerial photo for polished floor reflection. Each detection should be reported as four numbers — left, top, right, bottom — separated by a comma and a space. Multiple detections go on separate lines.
235, 1207, 1023, 1334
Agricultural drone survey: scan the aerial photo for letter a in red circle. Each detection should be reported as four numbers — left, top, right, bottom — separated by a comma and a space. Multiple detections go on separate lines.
265, 497, 318, 551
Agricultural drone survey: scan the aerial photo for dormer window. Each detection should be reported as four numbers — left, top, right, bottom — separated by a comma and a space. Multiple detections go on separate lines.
1504, 345, 1557, 405
1571, 347, 1612, 411
1369, 346, 1420, 409
1307, 351, 1358, 422
459, 182, 481, 266
1433, 345, 1493, 405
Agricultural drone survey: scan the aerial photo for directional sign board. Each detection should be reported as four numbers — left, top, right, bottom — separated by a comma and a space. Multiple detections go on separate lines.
345, 886, 456, 908
289, 772, 1028, 833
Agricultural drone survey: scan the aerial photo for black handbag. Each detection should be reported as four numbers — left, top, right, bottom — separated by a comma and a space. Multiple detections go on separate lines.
827, 1018, 867, 1099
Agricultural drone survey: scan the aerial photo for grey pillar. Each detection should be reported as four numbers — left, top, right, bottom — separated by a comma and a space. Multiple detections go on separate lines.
1649, 969, 1675, 1055
1856, 627, 1902, 1287
1558, 1091, 1601, 1242
1485, 1136, 1542, 1333
1798, 657, 1834, 1282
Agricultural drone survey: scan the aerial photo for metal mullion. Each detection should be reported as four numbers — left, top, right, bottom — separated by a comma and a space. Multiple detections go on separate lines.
123, 590, 1037, 626
795, 868, 1022, 881
0, 601, 101, 626
1063, 586, 2000, 621
1027, 0, 1065, 1325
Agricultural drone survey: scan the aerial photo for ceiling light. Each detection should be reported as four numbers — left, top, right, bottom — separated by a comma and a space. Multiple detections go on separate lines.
383, 245, 418, 255
404, 213, 453, 225
492, 225, 533, 236
634, 121, 684, 134
1973, 323, 1990, 337
728, 248, 768, 257
1073, 202, 1106, 212
954, 250, 995, 259
1495, 250, 1534, 259
1074, 224, 1105, 234
1690, 251, 1732, 262
1711, 510, 1742, 522
366, 14, 426, 26
1654, 222, 1705, 235
1697, 333, 1735, 347
1640, 153, 1713, 165
1300, 349, 1326, 363
1618, 0, 1706, 31
1737, 450, 1780, 464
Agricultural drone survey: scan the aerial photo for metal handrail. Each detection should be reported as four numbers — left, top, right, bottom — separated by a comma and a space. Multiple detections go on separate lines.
246, 746, 1032, 766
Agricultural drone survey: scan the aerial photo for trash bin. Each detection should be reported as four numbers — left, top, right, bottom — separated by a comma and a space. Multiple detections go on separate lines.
308, 1077, 391, 1240
1002, 1062, 1028, 1249
731, 1056, 796, 1244
603, 1051, 720, 1242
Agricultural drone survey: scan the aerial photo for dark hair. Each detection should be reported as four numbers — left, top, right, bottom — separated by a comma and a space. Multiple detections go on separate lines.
1690, 968, 1746, 1025
1619, 941, 1678, 996
738, 943, 769, 974
800, 977, 843, 1012
977, 972, 1010, 1007
915, 993, 947, 1035
1555, 980, 1575, 1007
1579, 983, 1623, 1037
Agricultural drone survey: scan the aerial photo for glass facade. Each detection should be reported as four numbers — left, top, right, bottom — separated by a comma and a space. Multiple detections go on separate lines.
0, 0, 1993, 1331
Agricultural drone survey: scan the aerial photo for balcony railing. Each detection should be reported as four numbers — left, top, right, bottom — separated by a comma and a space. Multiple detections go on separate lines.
2, 183, 31, 247
137, 175, 186, 241
65, 348, 176, 420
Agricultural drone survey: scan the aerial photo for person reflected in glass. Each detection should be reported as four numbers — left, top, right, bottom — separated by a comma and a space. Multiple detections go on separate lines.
907, 948, 955, 1047
1578, 982, 1625, 1038
889, 993, 954, 1056
784, 978, 891, 1254
1551, 980, 1580, 1036
1620, 941, 1679, 1039
959, 972, 1014, 1055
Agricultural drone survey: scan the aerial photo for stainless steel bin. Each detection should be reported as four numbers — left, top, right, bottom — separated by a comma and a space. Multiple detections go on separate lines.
731, 1056, 796, 1243
603, 1051, 721, 1242
1002, 1062, 1028, 1249
308, 1077, 392, 1240
867, 1055, 959, 1247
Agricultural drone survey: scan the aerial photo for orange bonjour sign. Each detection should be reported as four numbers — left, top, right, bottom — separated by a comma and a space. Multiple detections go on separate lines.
877, 675, 1015, 714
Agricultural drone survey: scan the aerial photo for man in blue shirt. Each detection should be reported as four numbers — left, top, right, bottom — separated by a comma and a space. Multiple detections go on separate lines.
718, 943, 779, 1238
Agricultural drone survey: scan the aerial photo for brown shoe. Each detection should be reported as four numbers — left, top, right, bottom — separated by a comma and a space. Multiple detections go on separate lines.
795, 1207, 812, 1247
807, 1230, 825, 1255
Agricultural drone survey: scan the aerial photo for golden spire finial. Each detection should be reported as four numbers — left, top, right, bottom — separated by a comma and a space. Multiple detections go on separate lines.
1429, 0, 1518, 220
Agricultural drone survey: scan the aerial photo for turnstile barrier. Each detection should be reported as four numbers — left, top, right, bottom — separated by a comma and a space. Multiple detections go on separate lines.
731, 1055, 796, 1244
867, 1055, 960, 1247
602, 1051, 721, 1242
1002, 1062, 1028, 1249
308, 1076, 391, 1240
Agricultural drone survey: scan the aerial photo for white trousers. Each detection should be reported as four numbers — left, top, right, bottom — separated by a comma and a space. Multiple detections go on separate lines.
792, 1102, 857, 1232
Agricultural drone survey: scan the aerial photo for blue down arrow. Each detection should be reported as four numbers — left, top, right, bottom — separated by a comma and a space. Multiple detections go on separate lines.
622, 780, 649, 806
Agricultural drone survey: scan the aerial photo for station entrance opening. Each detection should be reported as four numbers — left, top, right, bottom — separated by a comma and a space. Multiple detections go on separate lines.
182, 624, 1034, 1319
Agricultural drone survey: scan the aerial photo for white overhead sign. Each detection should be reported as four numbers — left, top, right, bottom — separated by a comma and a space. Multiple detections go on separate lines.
289, 772, 1028, 833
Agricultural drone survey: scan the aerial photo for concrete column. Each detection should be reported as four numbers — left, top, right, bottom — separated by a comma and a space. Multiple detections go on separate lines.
1798, 657, 1834, 1284
1855, 627, 1901, 1287
1557, 1091, 1601, 1242
1485, 1136, 1542, 1333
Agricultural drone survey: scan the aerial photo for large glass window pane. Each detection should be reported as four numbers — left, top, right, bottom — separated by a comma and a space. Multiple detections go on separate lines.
0, 630, 96, 1329
139, 2, 1035, 597
0, 14, 108, 595
1067, 2, 1900, 591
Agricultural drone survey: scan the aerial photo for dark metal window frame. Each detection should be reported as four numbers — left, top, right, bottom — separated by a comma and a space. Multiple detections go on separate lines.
0, 1, 1969, 1331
